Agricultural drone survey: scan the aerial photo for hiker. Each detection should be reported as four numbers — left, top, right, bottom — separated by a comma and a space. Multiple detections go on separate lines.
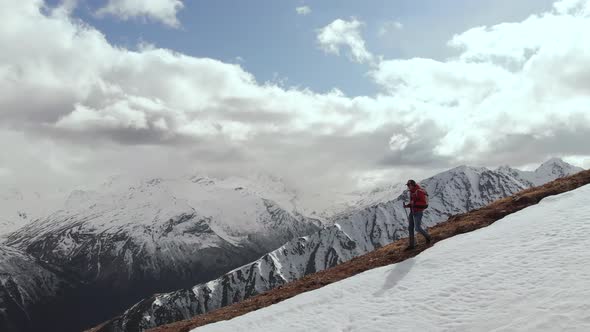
403, 179, 431, 250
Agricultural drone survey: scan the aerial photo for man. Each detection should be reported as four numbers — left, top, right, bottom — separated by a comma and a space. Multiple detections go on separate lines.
403, 179, 431, 250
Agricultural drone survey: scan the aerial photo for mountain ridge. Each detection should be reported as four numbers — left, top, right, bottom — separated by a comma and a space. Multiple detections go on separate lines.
183, 177, 590, 332
93, 158, 583, 332
1, 175, 321, 332
139, 167, 590, 332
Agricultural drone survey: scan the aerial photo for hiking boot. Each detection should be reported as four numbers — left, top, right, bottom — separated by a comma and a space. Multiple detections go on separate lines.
404, 245, 415, 251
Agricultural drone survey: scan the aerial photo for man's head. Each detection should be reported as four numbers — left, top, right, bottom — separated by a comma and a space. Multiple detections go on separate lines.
406, 179, 417, 190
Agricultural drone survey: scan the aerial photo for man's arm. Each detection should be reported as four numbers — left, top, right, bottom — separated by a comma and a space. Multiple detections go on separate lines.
405, 193, 414, 208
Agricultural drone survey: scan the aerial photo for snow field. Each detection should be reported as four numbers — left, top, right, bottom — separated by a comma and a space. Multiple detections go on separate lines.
195, 184, 590, 332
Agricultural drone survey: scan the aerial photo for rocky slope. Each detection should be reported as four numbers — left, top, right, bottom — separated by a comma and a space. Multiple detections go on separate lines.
179, 173, 590, 332
96, 159, 582, 332
140, 167, 590, 332
0, 245, 70, 332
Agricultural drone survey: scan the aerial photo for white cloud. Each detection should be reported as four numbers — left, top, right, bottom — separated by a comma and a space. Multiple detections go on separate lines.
0, 167, 11, 177
296, 6, 311, 15
563, 155, 590, 169
389, 133, 410, 151
317, 18, 375, 64
0, 2, 389, 196
378, 20, 403, 36
1, 0, 589, 200
96, 0, 184, 27
56, 102, 149, 131
554, 0, 590, 14
371, 0, 590, 164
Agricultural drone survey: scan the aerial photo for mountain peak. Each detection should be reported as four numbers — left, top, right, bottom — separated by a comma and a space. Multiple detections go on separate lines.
535, 157, 583, 176
449, 165, 488, 173
538, 157, 567, 167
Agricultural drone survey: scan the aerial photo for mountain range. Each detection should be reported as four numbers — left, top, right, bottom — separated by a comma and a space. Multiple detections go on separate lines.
1, 175, 321, 332
94, 158, 582, 332
186, 178, 590, 332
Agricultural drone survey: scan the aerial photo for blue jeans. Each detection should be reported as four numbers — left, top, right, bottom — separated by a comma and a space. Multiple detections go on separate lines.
408, 211, 431, 247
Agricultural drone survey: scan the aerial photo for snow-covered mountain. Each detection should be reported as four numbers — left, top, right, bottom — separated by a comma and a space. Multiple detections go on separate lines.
3, 175, 321, 332
0, 245, 68, 332
496, 157, 583, 187
98, 158, 582, 332
0, 188, 67, 236
194, 183, 590, 332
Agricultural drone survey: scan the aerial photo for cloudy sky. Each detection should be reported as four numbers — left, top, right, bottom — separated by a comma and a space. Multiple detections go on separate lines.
1, 0, 589, 199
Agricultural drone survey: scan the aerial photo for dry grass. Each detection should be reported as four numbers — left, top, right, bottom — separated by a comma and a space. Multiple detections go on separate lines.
93, 170, 590, 332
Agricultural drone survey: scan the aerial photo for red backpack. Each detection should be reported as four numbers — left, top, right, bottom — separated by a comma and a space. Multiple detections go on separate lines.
415, 188, 429, 209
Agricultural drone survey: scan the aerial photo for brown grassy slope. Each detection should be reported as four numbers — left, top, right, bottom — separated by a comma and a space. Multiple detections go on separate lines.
97, 169, 590, 332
